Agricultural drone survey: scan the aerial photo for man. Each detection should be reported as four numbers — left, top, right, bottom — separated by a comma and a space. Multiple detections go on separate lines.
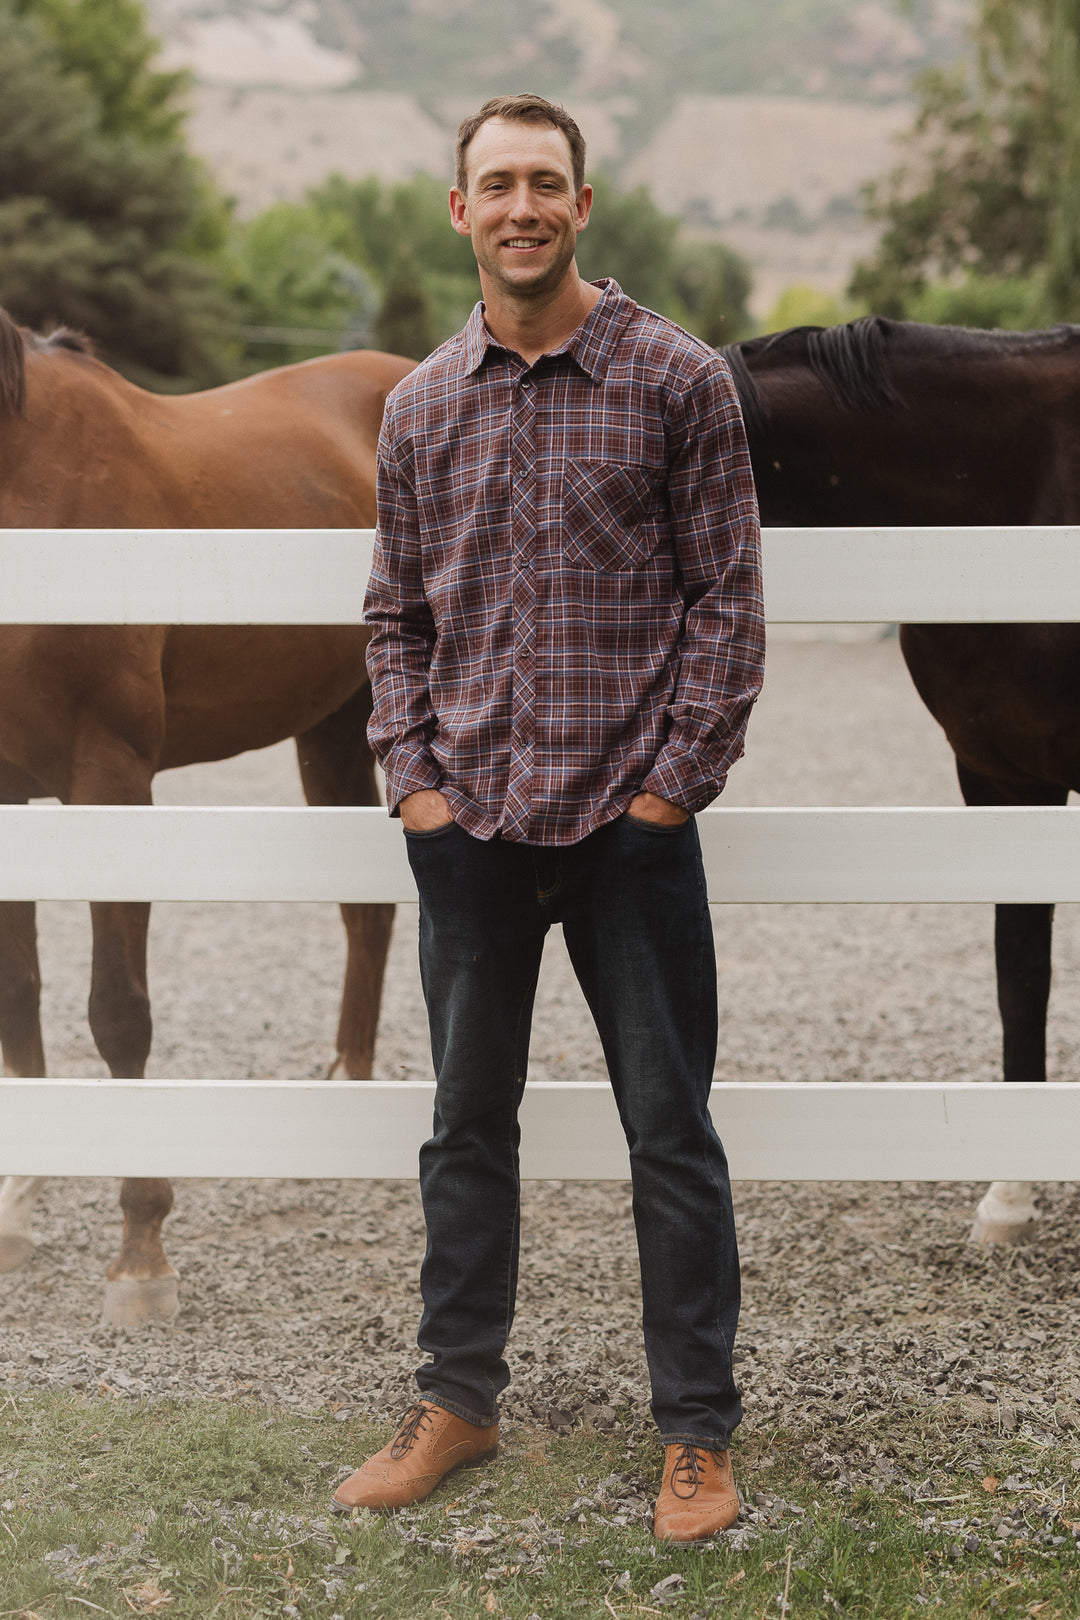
334, 93, 764, 1543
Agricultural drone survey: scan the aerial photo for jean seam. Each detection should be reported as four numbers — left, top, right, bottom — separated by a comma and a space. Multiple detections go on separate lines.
687, 857, 733, 1376
498, 979, 534, 1364
535, 853, 564, 905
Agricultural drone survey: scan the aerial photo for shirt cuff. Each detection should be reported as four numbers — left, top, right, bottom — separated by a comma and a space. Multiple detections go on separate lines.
383, 745, 444, 816
641, 744, 730, 813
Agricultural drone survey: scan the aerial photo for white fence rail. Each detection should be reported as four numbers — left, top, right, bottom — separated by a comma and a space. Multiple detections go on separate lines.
0, 525, 1079, 622
0, 526, 1075, 1183
1, 1081, 1075, 1182
0, 804, 1076, 905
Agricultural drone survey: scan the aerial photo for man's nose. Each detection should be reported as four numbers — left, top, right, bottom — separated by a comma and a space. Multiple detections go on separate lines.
507, 184, 540, 221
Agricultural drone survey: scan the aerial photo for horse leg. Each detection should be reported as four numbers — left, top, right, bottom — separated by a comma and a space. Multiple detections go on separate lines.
295, 684, 394, 1081
0, 894, 48, 1270
956, 764, 1066, 1244
968, 903, 1049, 1244
86, 898, 179, 1325
69, 729, 178, 1327
0, 1176, 48, 1273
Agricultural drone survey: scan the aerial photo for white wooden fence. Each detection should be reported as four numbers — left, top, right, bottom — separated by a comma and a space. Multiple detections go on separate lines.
1, 525, 1078, 1183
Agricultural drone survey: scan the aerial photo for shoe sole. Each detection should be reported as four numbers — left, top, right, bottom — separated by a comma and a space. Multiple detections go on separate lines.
330, 1443, 499, 1515
653, 1524, 736, 1543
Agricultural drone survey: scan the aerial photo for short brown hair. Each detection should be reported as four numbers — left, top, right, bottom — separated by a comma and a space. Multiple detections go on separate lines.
455, 94, 586, 195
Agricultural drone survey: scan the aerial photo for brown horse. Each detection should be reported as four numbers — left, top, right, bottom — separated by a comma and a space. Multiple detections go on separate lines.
0, 307, 414, 1322
721, 316, 1080, 1242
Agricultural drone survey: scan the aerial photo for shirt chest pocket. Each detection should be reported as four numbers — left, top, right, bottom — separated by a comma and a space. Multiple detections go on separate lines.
560, 458, 662, 572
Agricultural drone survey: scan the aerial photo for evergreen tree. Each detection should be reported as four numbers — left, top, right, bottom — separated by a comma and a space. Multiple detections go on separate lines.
309, 173, 480, 344
0, 0, 235, 385
372, 248, 439, 361
13, 0, 190, 143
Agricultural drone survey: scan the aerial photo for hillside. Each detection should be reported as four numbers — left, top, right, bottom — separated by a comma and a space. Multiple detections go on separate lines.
148, 0, 973, 311
152, 0, 969, 108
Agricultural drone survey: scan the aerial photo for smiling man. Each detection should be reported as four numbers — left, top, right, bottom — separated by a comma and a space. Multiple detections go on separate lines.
336, 93, 764, 1542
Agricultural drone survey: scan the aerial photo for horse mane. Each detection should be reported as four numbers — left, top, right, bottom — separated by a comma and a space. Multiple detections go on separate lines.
0, 305, 95, 418
27, 326, 94, 356
0, 307, 25, 417
721, 315, 1080, 437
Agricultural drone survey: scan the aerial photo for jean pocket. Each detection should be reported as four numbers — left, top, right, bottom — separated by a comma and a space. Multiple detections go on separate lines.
403, 820, 457, 840
561, 459, 661, 571
623, 812, 689, 835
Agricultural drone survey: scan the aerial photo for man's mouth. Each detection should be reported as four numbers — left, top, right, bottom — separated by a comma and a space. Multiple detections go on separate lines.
503, 238, 547, 250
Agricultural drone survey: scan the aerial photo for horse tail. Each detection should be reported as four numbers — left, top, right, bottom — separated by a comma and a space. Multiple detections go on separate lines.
0, 307, 26, 417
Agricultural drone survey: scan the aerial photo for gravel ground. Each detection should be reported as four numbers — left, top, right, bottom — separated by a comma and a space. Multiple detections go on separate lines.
2, 634, 1079, 1485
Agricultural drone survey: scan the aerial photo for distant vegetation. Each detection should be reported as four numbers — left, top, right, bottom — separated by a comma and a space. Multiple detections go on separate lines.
227, 172, 756, 366
0, 0, 758, 383
852, 0, 1080, 329
16, 0, 1054, 379
309, 0, 966, 115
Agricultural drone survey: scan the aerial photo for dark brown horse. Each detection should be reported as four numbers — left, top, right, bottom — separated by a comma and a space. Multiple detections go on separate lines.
0, 307, 414, 1321
722, 316, 1080, 1242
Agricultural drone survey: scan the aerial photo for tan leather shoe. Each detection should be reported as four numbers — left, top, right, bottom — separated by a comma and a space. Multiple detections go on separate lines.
652, 1443, 740, 1541
332, 1401, 499, 1512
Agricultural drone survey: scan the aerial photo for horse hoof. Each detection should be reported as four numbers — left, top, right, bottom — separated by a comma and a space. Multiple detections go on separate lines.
101, 1274, 180, 1328
969, 1182, 1039, 1246
0, 1232, 35, 1273
970, 1214, 1038, 1244
325, 1052, 373, 1082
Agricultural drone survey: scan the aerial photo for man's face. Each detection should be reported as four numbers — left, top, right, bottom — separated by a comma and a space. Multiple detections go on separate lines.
450, 117, 592, 300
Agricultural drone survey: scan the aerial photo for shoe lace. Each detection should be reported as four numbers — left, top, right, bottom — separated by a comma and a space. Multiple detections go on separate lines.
389, 1402, 436, 1460
670, 1443, 712, 1499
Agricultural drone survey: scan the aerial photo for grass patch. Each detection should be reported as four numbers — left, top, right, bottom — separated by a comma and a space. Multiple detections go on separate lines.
0, 1391, 1076, 1618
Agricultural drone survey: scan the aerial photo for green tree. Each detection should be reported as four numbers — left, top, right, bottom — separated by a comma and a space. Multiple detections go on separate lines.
225, 202, 378, 368
13, 0, 189, 142
0, 0, 236, 385
671, 240, 755, 344
308, 169, 753, 352
763, 283, 862, 333
309, 173, 480, 344
372, 247, 439, 360
576, 176, 680, 311
851, 0, 1080, 324
579, 178, 755, 342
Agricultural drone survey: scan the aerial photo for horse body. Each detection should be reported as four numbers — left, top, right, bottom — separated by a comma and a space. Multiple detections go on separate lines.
723, 317, 1080, 1242
0, 312, 414, 1320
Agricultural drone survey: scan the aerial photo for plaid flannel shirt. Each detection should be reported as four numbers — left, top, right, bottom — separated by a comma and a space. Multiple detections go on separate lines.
364, 279, 764, 846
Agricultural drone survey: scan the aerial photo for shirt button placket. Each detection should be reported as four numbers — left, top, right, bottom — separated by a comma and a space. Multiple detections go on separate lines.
505, 371, 539, 841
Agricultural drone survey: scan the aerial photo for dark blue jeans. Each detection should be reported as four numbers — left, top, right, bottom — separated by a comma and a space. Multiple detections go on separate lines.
404, 813, 741, 1448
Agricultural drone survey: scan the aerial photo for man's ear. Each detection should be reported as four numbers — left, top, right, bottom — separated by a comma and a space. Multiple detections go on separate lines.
574, 183, 594, 234
449, 186, 472, 238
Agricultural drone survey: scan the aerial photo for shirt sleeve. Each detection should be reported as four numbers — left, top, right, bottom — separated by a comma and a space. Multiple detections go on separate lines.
640, 353, 765, 811
363, 406, 444, 815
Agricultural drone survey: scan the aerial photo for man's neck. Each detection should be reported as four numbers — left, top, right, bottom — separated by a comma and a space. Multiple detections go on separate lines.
480, 269, 602, 367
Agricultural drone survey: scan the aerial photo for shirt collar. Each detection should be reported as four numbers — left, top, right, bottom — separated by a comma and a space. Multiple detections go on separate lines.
462, 278, 634, 381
